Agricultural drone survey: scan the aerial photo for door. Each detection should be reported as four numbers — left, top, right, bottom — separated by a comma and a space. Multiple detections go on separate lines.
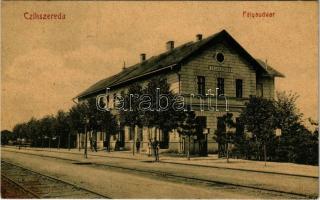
196, 116, 208, 156
119, 125, 125, 148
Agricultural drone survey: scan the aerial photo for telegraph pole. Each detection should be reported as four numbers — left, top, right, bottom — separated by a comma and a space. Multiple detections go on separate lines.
84, 117, 89, 159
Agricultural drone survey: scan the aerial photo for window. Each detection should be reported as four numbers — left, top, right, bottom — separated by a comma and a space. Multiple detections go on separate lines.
159, 130, 169, 149
236, 79, 243, 98
217, 117, 226, 133
197, 76, 206, 96
256, 83, 263, 97
196, 116, 207, 129
119, 124, 125, 147
217, 78, 224, 96
215, 52, 224, 63
196, 116, 207, 137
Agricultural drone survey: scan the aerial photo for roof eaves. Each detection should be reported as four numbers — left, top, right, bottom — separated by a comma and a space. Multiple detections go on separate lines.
110, 63, 179, 88
75, 63, 179, 99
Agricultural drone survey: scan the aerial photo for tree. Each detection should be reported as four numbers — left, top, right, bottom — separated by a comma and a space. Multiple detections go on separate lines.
26, 117, 40, 147
54, 110, 70, 149
69, 102, 87, 150
143, 77, 186, 160
120, 83, 144, 155
1, 130, 12, 145
274, 91, 302, 131
12, 123, 29, 148
95, 97, 118, 152
177, 109, 197, 160
273, 91, 318, 165
214, 113, 235, 161
233, 117, 248, 159
39, 116, 55, 148
239, 96, 276, 166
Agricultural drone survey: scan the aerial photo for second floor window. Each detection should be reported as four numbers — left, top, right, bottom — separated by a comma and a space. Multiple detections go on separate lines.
256, 83, 263, 97
236, 79, 243, 98
217, 78, 224, 96
197, 76, 205, 96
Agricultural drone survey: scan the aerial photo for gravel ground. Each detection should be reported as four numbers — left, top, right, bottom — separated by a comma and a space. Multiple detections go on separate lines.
1, 177, 36, 198
10, 146, 317, 177
1, 147, 318, 198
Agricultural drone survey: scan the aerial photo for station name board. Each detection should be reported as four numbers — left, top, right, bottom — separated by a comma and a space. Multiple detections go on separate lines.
208, 65, 232, 73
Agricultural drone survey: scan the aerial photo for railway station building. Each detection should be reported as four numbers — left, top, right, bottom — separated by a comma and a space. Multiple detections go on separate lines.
75, 30, 284, 154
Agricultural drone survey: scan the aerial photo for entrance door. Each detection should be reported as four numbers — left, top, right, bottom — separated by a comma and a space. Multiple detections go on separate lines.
159, 130, 169, 149
196, 116, 208, 156
119, 125, 125, 148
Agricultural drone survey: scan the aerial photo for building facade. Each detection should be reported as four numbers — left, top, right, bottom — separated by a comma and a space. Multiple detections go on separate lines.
75, 30, 284, 154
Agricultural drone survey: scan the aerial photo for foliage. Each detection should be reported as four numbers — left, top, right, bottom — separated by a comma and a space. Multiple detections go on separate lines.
5, 98, 118, 149
177, 109, 197, 137
214, 113, 235, 157
120, 83, 144, 129
274, 91, 302, 131
233, 93, 318, 165
143, 77, 186, 135
176, 108, 198, 159
1, 130, 13, 145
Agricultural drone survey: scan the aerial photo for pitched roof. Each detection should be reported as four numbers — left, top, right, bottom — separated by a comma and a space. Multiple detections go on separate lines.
76, 29, 284, 99
255, 59, 285, 78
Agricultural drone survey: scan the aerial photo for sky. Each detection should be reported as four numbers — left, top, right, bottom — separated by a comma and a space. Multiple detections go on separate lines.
1, 1, 318, 130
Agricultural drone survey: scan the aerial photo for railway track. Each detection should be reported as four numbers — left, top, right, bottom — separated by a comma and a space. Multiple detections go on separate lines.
1, 161, 109, 199
2, 149, 316, 198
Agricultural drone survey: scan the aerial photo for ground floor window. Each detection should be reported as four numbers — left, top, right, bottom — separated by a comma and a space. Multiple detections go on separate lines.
217, 117, 226, 132
118, 129, 125, 147
196, 116, 208, 156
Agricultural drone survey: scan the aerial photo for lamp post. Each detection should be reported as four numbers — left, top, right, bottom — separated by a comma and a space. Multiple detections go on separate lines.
84, 117, 89, 159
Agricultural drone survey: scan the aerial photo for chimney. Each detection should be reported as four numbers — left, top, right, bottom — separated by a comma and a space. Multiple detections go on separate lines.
166, 41, 174, 51
140, 53, 146, 62
196, 34, 202, 41
265, 59, 268, 70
